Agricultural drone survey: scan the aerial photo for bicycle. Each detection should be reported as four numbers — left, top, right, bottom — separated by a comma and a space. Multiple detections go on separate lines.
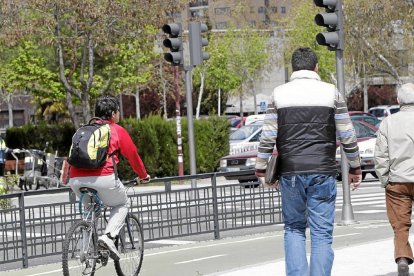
62, 178, 145, 276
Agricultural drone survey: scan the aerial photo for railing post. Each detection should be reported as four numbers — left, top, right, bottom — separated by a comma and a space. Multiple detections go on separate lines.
18, 192, 28, 268
165, 181, 171, 193
211, 173, 220, 239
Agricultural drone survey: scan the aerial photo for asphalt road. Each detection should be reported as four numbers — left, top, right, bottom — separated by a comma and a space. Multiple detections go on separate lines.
2, 175, 393, 276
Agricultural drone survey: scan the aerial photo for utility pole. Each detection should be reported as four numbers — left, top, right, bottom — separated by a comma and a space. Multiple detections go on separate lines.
314, 0, 356, 225
174, 67, 184, 176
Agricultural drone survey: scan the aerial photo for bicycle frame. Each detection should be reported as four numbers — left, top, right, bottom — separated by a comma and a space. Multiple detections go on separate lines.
78, 190, 102, 262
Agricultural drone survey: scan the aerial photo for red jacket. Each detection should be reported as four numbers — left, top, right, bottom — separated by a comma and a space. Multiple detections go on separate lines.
70, 120, 147, 179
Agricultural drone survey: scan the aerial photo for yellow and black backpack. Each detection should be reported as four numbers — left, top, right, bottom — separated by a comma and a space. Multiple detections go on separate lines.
68, 118, 114, 169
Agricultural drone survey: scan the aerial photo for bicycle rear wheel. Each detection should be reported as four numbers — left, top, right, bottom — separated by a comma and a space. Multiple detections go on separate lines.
62, 220, 97, 276
114, 214, 144, 276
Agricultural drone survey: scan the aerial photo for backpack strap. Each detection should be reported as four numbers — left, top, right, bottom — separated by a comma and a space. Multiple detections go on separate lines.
110, 149, 119, 180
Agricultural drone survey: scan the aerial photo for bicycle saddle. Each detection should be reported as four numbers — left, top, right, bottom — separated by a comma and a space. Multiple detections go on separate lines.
79, 187, 98, 194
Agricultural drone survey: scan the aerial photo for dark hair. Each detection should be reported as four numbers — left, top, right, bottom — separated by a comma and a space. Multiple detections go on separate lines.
95, 95, 120, 120
291, 47, 318, 72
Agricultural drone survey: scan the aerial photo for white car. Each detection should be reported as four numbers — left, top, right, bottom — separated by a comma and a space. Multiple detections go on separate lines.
229, 121, 263, 155
336, 121, 378, 180
368, 105, 400, 120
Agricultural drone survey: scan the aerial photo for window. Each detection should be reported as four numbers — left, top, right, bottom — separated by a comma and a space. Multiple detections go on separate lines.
191, 9, 204, 17
215, 22, 229, 29
258, 6, 265, 13
271, 6, 277, 13
281, 6, 286, 14
215, 7, 230, 15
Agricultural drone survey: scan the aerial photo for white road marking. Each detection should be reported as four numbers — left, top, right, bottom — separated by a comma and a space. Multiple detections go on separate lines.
174, 254, 226, 264
147, 239, 195, 245
336, 195, 384, 203
145, 235, 282, 257
334, 233, 360, 238
354, 210, 387, 214
336, 200, 385, 206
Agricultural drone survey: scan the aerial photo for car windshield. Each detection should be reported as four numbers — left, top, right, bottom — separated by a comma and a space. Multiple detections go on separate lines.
353, 121, 377, 138
370, 109, 384, 117
230, 123, 262, 141
351, 116, 380, 127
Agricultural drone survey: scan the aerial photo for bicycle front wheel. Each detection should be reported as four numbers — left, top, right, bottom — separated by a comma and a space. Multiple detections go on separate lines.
114, 214, 144, 276
62, 220, 97, 276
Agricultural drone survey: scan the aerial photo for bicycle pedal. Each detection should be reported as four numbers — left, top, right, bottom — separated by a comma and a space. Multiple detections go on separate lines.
100, 251, 109, 266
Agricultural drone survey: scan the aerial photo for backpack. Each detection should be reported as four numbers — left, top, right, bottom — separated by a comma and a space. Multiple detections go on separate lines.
68, 118, 113, 169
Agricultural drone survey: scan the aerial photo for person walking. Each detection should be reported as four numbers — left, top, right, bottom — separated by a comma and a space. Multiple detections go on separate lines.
69, 95, 150, 261
374, 83, 414, 276
255, 47, 362, 276
0, 134, 7, 177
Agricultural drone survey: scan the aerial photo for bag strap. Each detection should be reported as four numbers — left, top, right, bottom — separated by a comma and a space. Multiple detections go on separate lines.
88, 117, 105, 125
110, 149, 119, 180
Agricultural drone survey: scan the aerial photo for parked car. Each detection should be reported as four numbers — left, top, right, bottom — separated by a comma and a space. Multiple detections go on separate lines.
336, 120, 378, 180
349, 111, 381, 128
244, 114, 266, 125
229, 121, 263, 155
220, 120, 378, 184
368, 105, 400, 120
218, 149, 277, 187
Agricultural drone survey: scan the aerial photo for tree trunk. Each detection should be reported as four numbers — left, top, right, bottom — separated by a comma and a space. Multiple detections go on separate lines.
218, 88, 221, 116
252, 83, 257, 115
239, 93, 243, 118
6, 93, 13, 127
160, 62, 168, 119
135, 86, 141, 120
196, 70, 205, 119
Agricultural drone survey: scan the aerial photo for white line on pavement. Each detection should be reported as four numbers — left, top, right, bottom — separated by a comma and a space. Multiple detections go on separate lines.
354, 210, 387, 214
145, 235, 282, 257
147, 239, 196, 245
334, 233, 360, 238
174, 254, 226, 264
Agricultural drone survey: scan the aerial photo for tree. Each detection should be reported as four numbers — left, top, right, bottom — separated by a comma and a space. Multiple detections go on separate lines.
194, 26, 270, 117
284, 0, 414, 89
344, 0, 414, 84
1, 0, 185, 128
0, 41, 63, 126
283, 1, 336, 82
193, 28, 241, 117
228, 27, 270, 116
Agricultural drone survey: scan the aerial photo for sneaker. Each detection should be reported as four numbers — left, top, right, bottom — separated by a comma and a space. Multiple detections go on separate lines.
98, 235, 120, 261
397, 257, 409, 276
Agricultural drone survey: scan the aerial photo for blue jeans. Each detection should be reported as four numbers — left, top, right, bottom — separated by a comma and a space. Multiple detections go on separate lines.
280, 174, 336, 276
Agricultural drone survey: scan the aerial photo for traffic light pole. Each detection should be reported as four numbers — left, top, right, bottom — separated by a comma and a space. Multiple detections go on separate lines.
336, 49, 357, 225
184, 65, 197, 188
174, 66, 184, 177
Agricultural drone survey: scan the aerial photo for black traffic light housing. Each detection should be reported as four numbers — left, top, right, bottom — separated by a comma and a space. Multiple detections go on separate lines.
314, 0, 344, 51
189, 22, 209, 66
162, 23, 183, 66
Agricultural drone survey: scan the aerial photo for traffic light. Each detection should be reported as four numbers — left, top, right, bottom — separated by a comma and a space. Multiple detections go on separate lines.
162, 23, 183, 66
189, 22, 209, 66
314, 0, 344, 51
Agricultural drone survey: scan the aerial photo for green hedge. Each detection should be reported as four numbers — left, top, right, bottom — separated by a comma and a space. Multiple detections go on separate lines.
5, 116, 230, 178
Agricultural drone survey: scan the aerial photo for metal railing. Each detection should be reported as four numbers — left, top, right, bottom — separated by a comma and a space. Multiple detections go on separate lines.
0, 171, 282, 269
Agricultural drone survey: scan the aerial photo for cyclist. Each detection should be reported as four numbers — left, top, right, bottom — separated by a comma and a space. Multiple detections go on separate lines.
68, 95, 150, 261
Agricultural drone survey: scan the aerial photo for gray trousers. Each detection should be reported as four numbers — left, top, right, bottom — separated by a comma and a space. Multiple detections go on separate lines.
69, 174, 130, 238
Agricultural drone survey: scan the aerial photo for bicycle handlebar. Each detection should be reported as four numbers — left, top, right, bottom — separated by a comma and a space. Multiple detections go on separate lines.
122, 176, 151, 186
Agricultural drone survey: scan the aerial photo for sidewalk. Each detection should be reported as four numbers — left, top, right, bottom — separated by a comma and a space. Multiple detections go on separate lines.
212, 237, 401, 276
